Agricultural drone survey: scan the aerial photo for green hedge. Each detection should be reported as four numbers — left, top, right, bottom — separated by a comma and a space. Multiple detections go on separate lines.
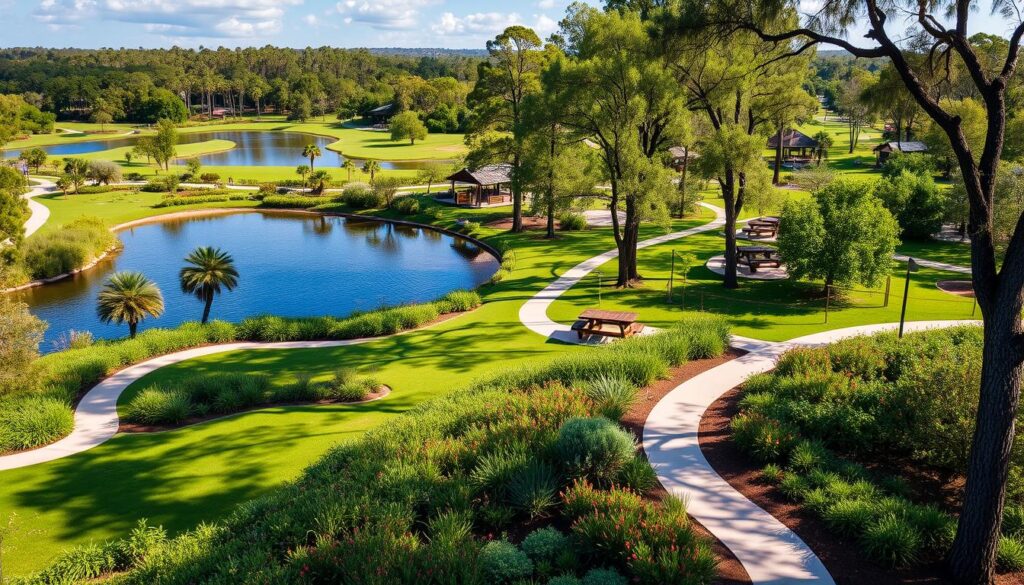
17, 318, 728, 585
21, 216, 118, 279
731, 326, 1024, 571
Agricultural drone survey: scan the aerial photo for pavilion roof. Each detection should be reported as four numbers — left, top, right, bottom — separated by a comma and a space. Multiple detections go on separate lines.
874, 141, 929, 153
446, 163, 513, 186
767, 129, 819, 149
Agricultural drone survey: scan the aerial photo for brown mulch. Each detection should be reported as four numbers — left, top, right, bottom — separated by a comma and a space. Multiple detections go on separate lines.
699, 386, 1024, 585
937, 280, 976, 298
621, 348, 752, 585
119, 386, 391, 433
484, 216, 558, 230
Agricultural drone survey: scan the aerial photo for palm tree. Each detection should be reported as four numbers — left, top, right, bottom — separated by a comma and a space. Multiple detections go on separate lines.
309, 170, 331, 195
813, 131, 834, 165
179, 246, 239, 324
362, 160, 381, 183
303, 144, 322, 171
342, 159, 356, 182
296, 164, 310, 188
96, 271, 165, 338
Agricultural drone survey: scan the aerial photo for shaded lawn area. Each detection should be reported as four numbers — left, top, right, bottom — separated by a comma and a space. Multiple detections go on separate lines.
897, 238, 974, 270
0, 207, 715, 576
548, 231, 977, 342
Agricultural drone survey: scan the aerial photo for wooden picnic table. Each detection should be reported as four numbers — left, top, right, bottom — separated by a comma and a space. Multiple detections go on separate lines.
572, 309, 644, 339
737, 245, 781, 273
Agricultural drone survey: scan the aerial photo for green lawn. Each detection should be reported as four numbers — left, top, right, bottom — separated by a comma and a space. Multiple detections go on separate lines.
2, 123, 139, 150
0, 200, 717, 576
896, 238, 973, 269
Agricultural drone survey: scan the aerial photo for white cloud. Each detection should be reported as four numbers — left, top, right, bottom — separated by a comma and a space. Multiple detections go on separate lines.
34, 0, 300, 39
431, 11, 559, 40
335, 0, 437, 31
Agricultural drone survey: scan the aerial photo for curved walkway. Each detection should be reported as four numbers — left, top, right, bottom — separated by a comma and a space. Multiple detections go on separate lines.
0, 337, 390, 471
643, 320, 980, 585
22, 177, 55, 237
519, 202, 728, 343
894, 253, 972, 275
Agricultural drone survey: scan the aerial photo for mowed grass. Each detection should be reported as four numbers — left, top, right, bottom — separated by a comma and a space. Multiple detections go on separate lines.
2, 123, 138, 150
31, 190, 260, 236
0, 205, 716, 576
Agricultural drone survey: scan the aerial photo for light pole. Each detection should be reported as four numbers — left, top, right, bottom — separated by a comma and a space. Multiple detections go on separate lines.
898, 258, 920, 338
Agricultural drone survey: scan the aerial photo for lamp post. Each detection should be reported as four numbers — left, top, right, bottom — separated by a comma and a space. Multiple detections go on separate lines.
898, 258, 920, 338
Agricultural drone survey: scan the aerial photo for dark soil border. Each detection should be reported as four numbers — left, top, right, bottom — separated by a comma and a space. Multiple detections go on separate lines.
698, 386, 1024, 585
622, 348, 753, 585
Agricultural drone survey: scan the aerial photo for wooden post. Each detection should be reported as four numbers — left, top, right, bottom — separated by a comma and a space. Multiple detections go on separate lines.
884, 275, 891, 308
667, 250, 675, 303
596, 270, 602, 306
681, 270, 688, 309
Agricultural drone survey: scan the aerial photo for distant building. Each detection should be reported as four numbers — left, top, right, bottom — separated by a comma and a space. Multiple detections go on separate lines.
873, 141, 929, 166
365, 103, 398, 127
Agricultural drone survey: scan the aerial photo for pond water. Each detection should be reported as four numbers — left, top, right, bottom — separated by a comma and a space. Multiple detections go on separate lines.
15, 211, 497, 351
2, 131, 439, 170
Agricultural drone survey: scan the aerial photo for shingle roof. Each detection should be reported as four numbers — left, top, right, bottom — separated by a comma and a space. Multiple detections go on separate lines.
875, 141, 929, 153
767, 129, 819, 149
367, 103, 397, 116
446, 164, 513, 185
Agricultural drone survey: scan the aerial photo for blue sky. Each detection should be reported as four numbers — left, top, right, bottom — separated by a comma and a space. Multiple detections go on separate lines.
0, 0, 1017, 50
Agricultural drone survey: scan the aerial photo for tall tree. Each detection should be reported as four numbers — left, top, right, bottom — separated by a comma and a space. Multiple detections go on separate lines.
302, 144, 322, 171
467, 26, 545, 233
179, 246, 239, 324
717, 1, 1024, 580
835, 70, 874, 153
551, 6, 683, 286
152, 119, 178, 171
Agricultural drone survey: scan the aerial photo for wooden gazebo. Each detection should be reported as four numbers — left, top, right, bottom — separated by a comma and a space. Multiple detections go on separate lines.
873, 141, 929, 166
767, 129, 819, 162
445, 164, 513, 207
365, 103, 398, 127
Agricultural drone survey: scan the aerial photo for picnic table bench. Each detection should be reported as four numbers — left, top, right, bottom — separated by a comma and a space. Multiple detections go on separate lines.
571, 309, 644, 340
737, 245, 781, 273
741, 221, 779, 238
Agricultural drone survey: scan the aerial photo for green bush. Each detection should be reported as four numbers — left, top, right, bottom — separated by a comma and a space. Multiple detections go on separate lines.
521, 527, 568, 564
155, 193, 251, 207
582, 568, 628, 585
393, 197, 420, 215
508, 460, 560, 518
998, 536, 1024, 571
585, 376, 637, 421
861, 513, 922, 568
558, 212, 588, 231
124, 388, 193, 425
0, 397, 74, 452
616, 454, 659, 493
341, 185, 384, 209
259, 195, 325, 209
478, 540, 533, 583
21, 216, 118, 279
555, 417, 635, 483
549, 576, 582, 585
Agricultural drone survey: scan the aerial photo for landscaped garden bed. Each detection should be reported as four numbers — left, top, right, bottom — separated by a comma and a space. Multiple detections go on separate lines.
703, 326, 1024, 583
11, 316, 733, 585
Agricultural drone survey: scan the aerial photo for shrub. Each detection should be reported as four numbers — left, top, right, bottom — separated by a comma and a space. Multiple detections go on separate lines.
0, 397, 74, 453
199, 173, 221, 183
554, 417, 635, 483
615, 454, 659, 493
861, 513, 922, 568
434, 290, 482, 314
998, 536, 1024, 571
585, 376, 637, 421
259, 195, 323, 209
478, 540, 533, 583
393, 197, 420, 215
124, 388, 193, 425
582, 568, 628, 585
460, 221, 481, 237
508, 460, 560, 518
341, 184, 384, 209
731, 413, 798, 463
21, 216, 118, 279
761, 463, 784, 484
822, 498, 875, 537
558, 212, 588, 231
521, 527, 568, 564
549, 577, 582, 585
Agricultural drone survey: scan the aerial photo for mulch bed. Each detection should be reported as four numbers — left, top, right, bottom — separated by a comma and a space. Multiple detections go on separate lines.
621, 348, 752, 585
699, 386, 1024, 585
485, 216, 558, 230
937, 280, 976, 298
119, 386, 391, 433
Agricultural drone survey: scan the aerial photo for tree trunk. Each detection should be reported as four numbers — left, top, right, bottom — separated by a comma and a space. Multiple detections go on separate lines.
511, 152, 523, 233
949, 316, 1024, 583
677, 147, 689, 219
129, 321, 138, 339
721, 171, 739, 289
616, 195, 642, 287
773, 125, 783, 185
201, 293, 213, 324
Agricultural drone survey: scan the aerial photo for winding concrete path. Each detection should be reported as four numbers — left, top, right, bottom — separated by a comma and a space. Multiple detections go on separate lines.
22, 177, 55, 237
894, 253, 972, 275
643, 320, 980, 585
0, 338, 388, 471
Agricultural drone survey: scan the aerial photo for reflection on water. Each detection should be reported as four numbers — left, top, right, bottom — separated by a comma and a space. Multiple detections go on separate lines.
16, 211, 497, 351
3, 131, 444, 171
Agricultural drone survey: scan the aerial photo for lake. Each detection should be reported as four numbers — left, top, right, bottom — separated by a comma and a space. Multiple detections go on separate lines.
2, 130, 441, 170
15, 211, 497, 351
